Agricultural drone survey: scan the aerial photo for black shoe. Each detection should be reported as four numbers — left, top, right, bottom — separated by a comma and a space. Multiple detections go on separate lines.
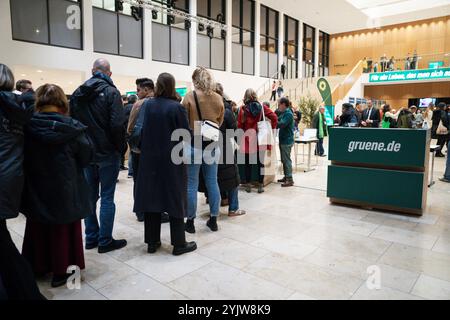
161, 213, 170, 224
85, 242, 98, 250
436, 153, 445, 158
136, 213, 145, 222
98, 239, 127, 254
258, 183, 265, 194
51, 274, 71, 288
185, 219, 196, 234
147, 242, 162, 254
206, 217, 218, 232
120, 166, 128, 171
277, 177, 286, 183
173, 242, 197, 256
439, 177, 450, 183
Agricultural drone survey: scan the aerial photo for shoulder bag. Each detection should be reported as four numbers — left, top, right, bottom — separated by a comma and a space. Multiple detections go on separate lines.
193, 91, 220, 142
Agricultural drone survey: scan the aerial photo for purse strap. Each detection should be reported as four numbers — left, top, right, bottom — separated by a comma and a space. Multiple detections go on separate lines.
193, 91, 203, 121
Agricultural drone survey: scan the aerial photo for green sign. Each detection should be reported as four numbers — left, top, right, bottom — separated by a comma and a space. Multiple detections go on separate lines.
324, 106, 334, 126
126, 91, 137, 96
369, 67, 450, 83
317, 78, 332, 106
176, 87, 188, 98
328, 128, 429, 168
429, 61, 444, 69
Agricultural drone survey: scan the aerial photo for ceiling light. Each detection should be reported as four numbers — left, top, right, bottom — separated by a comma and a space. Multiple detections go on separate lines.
36, 70, 43, 73
35, 29, 40, 33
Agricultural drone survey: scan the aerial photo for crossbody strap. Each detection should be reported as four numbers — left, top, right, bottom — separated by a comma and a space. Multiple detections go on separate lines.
193, 91, 203, 121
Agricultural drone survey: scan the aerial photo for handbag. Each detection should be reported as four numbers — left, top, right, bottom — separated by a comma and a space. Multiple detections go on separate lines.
436, 120, 449, 135
193, 91, 220, 142
257, 107, 274, 146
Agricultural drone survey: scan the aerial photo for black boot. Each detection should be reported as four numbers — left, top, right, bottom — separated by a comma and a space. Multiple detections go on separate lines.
51, 274, 71, 288
98, 239, 127, 254
161, 213, 170, 224
147, 242, 162, 254
206, 216, 218, 232
173, 242, 197, 256
185, 219, 196, 234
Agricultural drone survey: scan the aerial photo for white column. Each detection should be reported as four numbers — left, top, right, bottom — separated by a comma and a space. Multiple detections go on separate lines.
314, 28, 320, 77
83, 0, 94, 80
298, 21, 303, 79
278, 13, 284, 79
189, 0, 197, 68
254, 0, 261, 77
143, 8, 153, 61
225, 0, 233, 72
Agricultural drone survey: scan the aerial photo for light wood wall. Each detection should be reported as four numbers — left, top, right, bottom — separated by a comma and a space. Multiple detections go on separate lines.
364, 82, 450, 108
330, 16, 450, 75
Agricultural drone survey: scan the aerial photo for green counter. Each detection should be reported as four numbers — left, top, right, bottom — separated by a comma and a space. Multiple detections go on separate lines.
327, 128, 430, 215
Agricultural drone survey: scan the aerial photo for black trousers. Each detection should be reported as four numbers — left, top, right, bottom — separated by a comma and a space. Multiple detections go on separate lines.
315, 138, 325, 156
144, 213, 185, 247
244, 152, 264, 184
270, 91, 277, 101
437, 136, 447, 155
131, 152, 144, 219
0, 220, 43, 300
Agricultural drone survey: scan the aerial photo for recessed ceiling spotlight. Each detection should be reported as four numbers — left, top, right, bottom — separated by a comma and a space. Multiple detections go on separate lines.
21, 74, 27, 77
35, 29, 40, 33
37, 70, 43, 73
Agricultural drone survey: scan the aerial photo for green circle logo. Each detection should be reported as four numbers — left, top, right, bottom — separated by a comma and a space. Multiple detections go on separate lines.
319, 81, 327, 91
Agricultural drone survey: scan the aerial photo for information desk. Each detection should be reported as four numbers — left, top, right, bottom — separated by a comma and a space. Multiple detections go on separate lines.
327, 128, 430, 216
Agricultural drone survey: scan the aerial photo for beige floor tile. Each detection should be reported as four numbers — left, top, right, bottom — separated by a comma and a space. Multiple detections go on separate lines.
379, 244, 450, 282
198, 238, 269, 269
246, 253, 363, 300
125, 252, 213, 284
98, 273, 187, 300
376, 264, 420, 293
370, 226, 439, 250
40, 282, 107, 300
351, 285, 423, 300
168, 262, 294, 300
287, 292, 316, 300
411, 274, 450, 300
251, 235, 317, 260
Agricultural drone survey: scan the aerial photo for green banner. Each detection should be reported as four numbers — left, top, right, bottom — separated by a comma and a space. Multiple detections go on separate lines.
328, 128, 429, 168
324, 106, 334, 126
369, 67, 450, 83
317, 78, 332, 106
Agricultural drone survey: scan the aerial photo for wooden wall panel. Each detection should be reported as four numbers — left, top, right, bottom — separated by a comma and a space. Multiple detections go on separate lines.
364, 82, 450, 108
330, 16, 450, 75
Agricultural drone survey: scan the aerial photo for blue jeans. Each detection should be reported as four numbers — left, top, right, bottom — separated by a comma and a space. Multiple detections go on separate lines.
445, 141, 450, 180
187, 146, 221, 219
228, 187, 239, 212
128, 152, 133, 176
84, 154, 120, 247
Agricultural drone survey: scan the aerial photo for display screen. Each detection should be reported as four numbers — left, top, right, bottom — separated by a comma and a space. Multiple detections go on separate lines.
419, 98, 436, 108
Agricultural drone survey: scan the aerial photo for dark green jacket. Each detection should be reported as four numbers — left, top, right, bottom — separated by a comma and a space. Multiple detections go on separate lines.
312, 111, 328, 138
277, 108, 294, 145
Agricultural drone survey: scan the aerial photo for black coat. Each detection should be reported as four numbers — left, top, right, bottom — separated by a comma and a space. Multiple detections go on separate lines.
218, 101, 240, 192
431, 109, 449, 139
134, 97, 190, 219
362, 107, 381, 128
0, 91, 34, 221
70, 73, 126, 162
21, 112, 93, 224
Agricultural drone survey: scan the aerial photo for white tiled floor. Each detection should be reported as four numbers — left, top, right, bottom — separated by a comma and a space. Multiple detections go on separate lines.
6, 140, 450, 300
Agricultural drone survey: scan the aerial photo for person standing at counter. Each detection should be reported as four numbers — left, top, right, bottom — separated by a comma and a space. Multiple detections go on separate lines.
432, 103, 449, 157
361, 99, 380, 128
312, 105, 328, 157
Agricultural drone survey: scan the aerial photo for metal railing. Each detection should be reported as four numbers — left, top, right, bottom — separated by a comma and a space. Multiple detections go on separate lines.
362, 52, 450, 73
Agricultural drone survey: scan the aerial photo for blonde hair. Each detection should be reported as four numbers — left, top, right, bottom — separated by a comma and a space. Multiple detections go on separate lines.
243, 88, 258, 104
192, 67, 216, 95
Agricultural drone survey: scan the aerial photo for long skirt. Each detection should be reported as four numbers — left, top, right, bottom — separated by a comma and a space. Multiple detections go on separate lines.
22, 220, 85, 277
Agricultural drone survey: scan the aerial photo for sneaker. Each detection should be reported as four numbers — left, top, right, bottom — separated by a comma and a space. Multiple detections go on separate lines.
161, 213, 170, 224
206, 216, 218, 232
281, 179, 294, 188
439, 177, 450, 183
185, 219, 196, 234
147, 242, 162, 254
98, 239, 127, 254
173, 242, 197, 256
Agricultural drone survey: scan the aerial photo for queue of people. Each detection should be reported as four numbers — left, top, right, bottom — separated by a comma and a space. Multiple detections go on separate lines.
0, 60, 297, 299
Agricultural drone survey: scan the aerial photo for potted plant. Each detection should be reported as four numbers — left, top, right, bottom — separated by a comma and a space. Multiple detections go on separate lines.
298, 94, 321, 128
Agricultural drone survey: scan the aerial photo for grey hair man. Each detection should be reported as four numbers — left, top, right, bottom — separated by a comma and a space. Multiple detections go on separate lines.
70, 58, 128, 254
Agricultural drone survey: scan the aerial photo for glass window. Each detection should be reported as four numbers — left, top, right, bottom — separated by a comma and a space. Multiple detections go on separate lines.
198, 0, 208, 17
197, 34, 211, 68
10, 0, 82, 49
303, 23, 315, 74
242, 0, 253, 30
171, 27, 189, 65
211, 38, 225, 70
268, 10, 277, 38
152, 23, 170, 62
93, 8, 118, 54
118, 14, 143, 58
283, 15, 298, 78
232, 0, 254, 75
260, 6, 266, 35
232, 0, 240, 27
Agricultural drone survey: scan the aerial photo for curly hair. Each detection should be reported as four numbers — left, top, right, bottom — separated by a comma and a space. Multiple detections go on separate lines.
192, 67, 216, 95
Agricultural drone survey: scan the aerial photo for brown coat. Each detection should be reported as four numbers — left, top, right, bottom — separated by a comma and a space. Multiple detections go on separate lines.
127, 98, 147, 135
181, 90, 224, 130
